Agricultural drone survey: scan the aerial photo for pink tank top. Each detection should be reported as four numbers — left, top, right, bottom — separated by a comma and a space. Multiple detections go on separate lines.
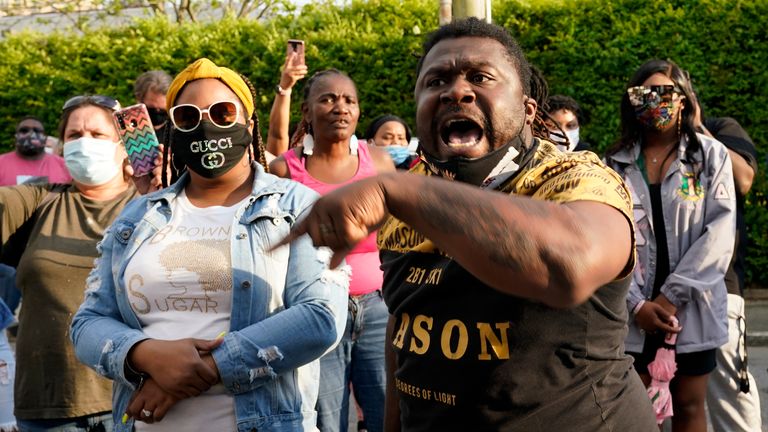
284, 143, 383, 296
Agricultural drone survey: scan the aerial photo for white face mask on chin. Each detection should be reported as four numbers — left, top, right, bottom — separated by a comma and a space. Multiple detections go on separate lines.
64, 137, 121, 186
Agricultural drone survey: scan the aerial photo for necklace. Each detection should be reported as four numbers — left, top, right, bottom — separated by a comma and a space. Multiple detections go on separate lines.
645, 143, 675, 164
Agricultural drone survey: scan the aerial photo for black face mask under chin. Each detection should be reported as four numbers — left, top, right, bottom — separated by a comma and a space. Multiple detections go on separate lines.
172, 120, 251, 179
421, 135, 525, 186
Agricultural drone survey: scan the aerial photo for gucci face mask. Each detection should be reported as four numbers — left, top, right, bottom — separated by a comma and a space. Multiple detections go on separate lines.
172, 120, 251, 178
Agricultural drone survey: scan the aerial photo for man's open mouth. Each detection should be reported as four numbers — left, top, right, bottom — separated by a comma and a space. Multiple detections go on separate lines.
440, 118, 483, 148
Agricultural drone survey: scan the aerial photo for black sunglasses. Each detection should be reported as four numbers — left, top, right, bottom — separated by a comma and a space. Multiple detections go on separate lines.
627, 85, 682, 107
17, 126, 45, 134
62, 95, 121, 112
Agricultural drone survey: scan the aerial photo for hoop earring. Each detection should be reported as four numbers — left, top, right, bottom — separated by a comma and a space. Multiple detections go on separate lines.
301, 122, 314, 156
302, 133, 314, 156
349, 135, 359, 155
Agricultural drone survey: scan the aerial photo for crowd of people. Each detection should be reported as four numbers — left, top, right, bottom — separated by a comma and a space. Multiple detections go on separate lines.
0, 16, 760, 432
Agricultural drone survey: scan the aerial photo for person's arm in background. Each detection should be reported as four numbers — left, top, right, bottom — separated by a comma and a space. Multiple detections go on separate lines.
266, 52, 308, 156
0, 184, 50, 268
690, 92, 756, 197
703, 117, 757, 197
727, 147, 755, 197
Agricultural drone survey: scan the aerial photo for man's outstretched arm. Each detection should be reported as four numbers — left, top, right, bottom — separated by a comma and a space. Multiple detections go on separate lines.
382, 173, 631, 307
276, 171, 632, 308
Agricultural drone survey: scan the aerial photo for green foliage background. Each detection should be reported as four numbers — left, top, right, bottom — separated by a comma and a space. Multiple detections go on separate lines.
1, 0, 765, 285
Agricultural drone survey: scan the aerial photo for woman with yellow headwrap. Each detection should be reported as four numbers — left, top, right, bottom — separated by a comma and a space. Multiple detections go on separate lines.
70, 58, 348, 432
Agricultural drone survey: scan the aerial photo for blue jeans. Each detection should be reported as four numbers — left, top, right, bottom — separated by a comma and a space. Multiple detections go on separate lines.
316, 290, 387, 432
16, 412, 112, 432
0, 331, 15, 432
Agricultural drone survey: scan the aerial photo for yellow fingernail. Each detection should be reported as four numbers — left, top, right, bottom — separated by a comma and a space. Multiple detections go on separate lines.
122, 414, 129, 424
216, 331, 226, 339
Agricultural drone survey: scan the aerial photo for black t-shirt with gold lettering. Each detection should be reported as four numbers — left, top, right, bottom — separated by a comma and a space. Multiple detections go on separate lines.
378, 141, 656, 431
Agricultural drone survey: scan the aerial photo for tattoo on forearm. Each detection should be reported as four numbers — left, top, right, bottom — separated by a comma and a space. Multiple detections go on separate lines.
415, 185, 556, 271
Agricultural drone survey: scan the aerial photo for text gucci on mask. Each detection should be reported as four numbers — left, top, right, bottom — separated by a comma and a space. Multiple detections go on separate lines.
190, 137, 234, 153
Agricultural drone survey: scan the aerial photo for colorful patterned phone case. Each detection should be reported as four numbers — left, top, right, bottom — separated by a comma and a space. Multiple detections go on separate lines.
114, 103, 160, 177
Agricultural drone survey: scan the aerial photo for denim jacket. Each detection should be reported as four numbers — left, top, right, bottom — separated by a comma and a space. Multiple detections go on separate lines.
70, 163, 348, 432
606, 134, 734, 354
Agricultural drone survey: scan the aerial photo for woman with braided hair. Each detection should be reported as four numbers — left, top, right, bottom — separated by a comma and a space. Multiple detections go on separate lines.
270, 68, 394, 432
70, 58, 348, 432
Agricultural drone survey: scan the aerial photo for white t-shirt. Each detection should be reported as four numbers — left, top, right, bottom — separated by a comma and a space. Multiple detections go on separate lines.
125, 189, 247, 431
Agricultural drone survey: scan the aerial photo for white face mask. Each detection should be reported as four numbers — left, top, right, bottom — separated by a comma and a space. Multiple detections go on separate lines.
549, 127, 580, 152
63, 137, 121, 186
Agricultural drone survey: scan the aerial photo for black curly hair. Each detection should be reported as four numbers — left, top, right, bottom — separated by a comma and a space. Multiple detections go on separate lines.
417, 17, 532, 95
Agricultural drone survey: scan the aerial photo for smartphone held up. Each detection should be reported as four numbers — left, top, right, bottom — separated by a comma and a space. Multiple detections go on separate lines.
287, 39, 305, 66
113, 103, 161, 177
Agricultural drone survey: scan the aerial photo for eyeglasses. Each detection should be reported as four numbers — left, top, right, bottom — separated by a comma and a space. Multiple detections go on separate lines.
17, 126, 45, 135
170, 101, 240, 132
147, 107, 169, 127
62, 95, 121, 112
627, 85, 682, 107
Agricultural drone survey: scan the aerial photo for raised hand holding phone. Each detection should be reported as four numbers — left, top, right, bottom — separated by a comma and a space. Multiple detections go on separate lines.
287, 39, 305, 66
277, 39, 308, 96
114, 103, 161, 178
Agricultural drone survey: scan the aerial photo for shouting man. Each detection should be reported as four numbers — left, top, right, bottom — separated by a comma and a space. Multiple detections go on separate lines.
278, 18, 656, 431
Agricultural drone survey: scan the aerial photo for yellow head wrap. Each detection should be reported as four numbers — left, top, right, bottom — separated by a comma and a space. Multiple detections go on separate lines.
166, 58, 254, 118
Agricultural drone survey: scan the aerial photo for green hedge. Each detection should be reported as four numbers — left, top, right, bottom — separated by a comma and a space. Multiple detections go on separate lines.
1, 0, 765, 285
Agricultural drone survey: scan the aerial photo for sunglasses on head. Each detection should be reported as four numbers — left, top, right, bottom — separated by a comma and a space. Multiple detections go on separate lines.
170, 100, 240, 132
627, 85, 682, 107
62, 95, 121, 112
17, 126, 45, 135
147, 107, 169, 127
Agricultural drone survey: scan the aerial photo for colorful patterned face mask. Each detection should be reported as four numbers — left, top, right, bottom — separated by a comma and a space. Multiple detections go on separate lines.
628, 85, 683, 131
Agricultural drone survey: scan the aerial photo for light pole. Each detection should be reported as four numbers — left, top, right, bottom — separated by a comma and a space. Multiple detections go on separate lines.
444, 0, 491, 23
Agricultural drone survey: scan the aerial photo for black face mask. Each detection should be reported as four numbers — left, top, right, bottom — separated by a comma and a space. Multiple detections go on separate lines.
15, 132, 47, 157
421, 135, 525, 186
172, 120, 251, 178
148, 107, 169, 128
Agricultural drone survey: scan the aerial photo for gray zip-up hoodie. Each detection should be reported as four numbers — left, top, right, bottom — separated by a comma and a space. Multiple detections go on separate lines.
606, 133, 735, 354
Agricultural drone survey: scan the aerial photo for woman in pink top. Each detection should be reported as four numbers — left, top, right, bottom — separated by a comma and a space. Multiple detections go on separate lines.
270, 68, 394, 432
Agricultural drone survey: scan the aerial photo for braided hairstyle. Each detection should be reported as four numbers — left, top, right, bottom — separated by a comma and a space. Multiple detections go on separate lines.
527, 64, 552, 141
240, 74, 269, 172
161, 75, 269, 187
288, 68, 354, 149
